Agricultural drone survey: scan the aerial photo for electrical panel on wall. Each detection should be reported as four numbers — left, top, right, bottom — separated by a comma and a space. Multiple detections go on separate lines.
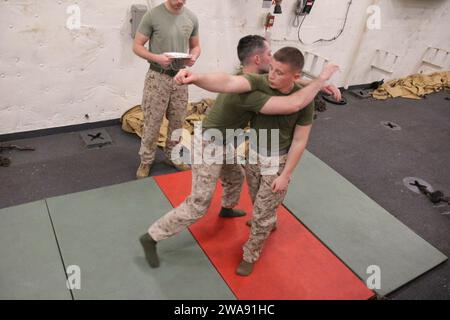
295, 0, 316, 16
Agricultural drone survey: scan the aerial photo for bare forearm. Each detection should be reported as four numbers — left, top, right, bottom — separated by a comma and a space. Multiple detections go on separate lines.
296, 78, 312, 87
193, 74, 251, 93
280, 125, 312, 178
297, 77, 338, 95
294, 77, 325, 105
280, 141, 307, 179
260, 78, 325, 115
189, 45, 201, 60
133, 44, 159, 63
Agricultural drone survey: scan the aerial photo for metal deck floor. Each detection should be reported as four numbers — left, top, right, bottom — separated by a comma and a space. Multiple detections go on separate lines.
1, 90, 449, 299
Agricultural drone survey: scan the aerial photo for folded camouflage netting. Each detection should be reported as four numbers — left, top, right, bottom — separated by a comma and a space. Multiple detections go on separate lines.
120, 98, 215, 147
372, 71, 450, 100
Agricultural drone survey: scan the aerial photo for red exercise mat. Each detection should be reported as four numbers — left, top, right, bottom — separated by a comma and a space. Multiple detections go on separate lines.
154, 171, 374, 300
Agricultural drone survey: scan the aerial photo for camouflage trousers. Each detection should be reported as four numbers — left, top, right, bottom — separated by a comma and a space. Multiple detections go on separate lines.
243, 151, 288, 263
148, 140, 244, 241
139, 69, 188, 165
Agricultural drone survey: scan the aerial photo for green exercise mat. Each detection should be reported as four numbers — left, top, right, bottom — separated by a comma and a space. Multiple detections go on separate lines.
284, 151, 447, 296
0, 201, 71, 299
46, 179, 235, 300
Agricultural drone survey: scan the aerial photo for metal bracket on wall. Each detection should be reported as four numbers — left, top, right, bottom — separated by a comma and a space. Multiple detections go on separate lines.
419, 46, 449, 71
371, 49, 399, 74
302, 51, 330, 79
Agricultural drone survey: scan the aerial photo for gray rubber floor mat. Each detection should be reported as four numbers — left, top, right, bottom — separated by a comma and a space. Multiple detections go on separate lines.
46, 178, 235, 299
0, 201, 71, 299
283, 151, 447, 296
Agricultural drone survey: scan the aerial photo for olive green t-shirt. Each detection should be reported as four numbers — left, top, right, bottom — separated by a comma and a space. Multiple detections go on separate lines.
138, 4, 198, 69
246, 74, 314, 152
202, 73, 271, 142
202, 73, 314, 148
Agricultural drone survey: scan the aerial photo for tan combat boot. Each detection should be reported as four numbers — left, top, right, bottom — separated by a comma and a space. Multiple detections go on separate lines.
136, 163, 151, 179
163, 158, 191, 171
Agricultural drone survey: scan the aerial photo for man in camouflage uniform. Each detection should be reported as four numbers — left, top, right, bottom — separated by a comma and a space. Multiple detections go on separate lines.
238, 48, 316, 276
139, 35, 273, 268
132, 0, 201, 178
139, 37, 339, 271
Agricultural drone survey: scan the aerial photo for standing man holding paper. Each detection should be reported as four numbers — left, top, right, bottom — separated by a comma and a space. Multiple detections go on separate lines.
133, 0, 201, 178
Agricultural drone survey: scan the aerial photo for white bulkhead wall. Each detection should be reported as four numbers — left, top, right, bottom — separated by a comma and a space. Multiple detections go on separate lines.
0, 0, 448, 134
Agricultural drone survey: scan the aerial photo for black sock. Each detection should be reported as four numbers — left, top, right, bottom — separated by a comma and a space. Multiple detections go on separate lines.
139, 233, 160, 268
219, 207, 246, 218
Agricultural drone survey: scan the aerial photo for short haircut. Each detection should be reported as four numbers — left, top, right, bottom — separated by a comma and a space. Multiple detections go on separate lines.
237, 35, 267, 65
273, 47, 305, 72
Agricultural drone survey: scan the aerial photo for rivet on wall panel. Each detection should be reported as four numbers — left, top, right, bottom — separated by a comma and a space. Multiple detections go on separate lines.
1, 74, 5, 78
17, 73, 21, 77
